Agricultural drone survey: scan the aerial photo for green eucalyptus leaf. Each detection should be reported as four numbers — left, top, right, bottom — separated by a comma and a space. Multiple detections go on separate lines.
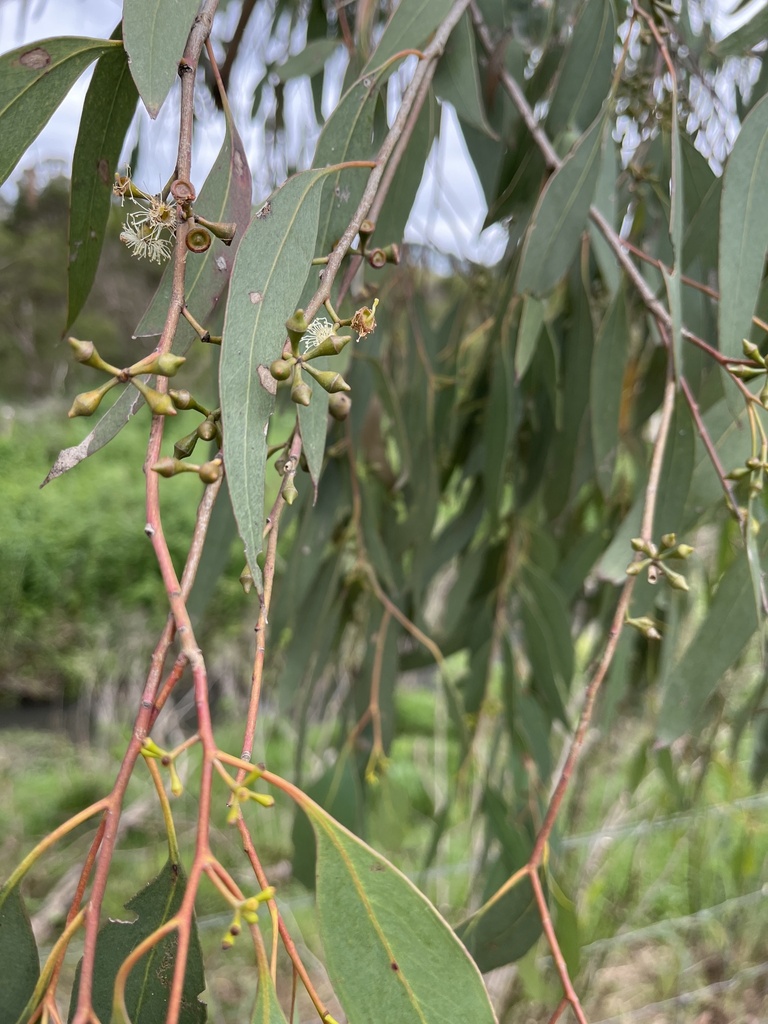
42, 382, 147, 487
547, 0, 615, 136
517, 114, 605, 296
272, 38, 339, 83
590, 286, 628, 495
292, 754, 363, 890
362, 0, 455, 77
68, 860, 206, 1024
221, 169, 328, 591
588, 136, 620, 293
307, 801, 497, 1024
657, 555, 759, 743
123, 0, 201, 117
714, 4, 768, 57
0, 36, 118, 188
433, 12, 495, 138
67, 28, 139, 329
515, 294, 545, 382
0, 881, 40, 1024
719, 92, 768, 358
250, 965, 289, 1024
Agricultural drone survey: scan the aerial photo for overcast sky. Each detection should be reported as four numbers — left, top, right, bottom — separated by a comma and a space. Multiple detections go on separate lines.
1, 0, 762, 264
0, 0, 509, 263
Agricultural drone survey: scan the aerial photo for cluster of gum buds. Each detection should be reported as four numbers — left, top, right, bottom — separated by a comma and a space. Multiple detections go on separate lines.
220, 887, 276, 950
727, 339, 768, 408
140, 736, 191, 797
151, 389, 223, 486
67, 336, 184, 418
114, 169, 236, 263
626, 533, 694, 591
267, 300, 380, 419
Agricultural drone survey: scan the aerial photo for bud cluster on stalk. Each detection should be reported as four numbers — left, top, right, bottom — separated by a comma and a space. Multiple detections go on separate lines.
727, 339, 768, 408
625, 533, 694, 591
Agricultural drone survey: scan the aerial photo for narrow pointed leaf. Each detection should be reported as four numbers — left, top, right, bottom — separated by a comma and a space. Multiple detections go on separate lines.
41, 382, 147, 487
123, 0, 201, 117
547, 0, 615, 136
0, 882, 40, 1024
515, 294, 545, 381
590, 287, 628, 495
68, 860, 206, 1024
221, 169, 328, 591
0, 36, 118, 188
718, 92, 768, 357
362, 0, 454, 76
433, 12, 496, 137
307, 802, 497, 1024
657, 555, 759, 743
376, 89, 437, 243
666, 97, 684, 378
250, 966, 289, 1024
517, 115, 605, 296
67, 29, 139, 329
273, 38, 339, 84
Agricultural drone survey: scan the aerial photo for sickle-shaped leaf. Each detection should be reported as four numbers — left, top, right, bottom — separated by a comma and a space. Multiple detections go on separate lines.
123, 0, 202, 118
0, 881, 40, 1023
221, 169, 329, 592
0, 36, 118, 188
68, 860, 206, 1024
547, 0, 615, 136
67, 28, 139, 329
517, 114, 605, 296
307, 801, 497, 1024
718, 92, 768, 358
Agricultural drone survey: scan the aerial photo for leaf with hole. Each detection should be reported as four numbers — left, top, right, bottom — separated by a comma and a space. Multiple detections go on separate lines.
123, 0, 202, 117
67, 27, 139, 329
0, 36, 118, 188
68, 860, 206, 1024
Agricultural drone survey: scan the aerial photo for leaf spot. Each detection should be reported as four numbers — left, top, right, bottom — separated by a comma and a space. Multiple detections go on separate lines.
249, 290, 263, 304
390, 961, 399, 971
257, 365, 277, 395
215, 255, 227, 272
256, 202, 272, 220
20, 47, 50, 69
97, 158, 110, 184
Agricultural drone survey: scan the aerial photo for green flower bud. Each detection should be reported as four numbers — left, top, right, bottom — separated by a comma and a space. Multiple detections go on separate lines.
659, 563, 690, 591
729, 364, 765, 380
198, 459, 223, 484
132, 378, 177, 416
625, 559, 649, 576
194, 215, 236, 244
742, 339, 765, 364
283, 480, 299, 505
152, 457, 183, 478
670, 543, 694, 559
270, 358, 294, 381
290, 365, 311, 406
760, 379, 768, 410
67, 378, 117, 418
660, 533, 676, 550
285, 309, 309, 344
196, 419, 217, 442
173, 430, 199, 460
240, 564, 254, 594
303, 363, 351, 393
303, 333, 351, 360
631, 537, 654, 556
626, 615, 662, 640
155, 353, 186, 377
329, 392, 352, 421
726, 466, 751, 481
68, 336, 95, 364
